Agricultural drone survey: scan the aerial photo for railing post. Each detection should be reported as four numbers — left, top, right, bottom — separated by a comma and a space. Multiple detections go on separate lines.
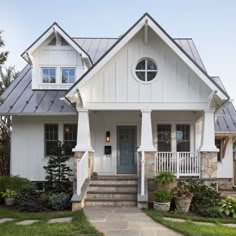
176, 152, 180, 178
141, 151, 145, 196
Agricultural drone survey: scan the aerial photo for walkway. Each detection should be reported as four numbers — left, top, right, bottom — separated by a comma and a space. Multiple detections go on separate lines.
84, 206, 182, 236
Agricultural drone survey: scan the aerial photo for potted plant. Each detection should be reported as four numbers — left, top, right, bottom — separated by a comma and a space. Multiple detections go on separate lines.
1, 189, 17, 206
154, 171, 176, 191
172, 181, 193, 213
153, 190, 172, 212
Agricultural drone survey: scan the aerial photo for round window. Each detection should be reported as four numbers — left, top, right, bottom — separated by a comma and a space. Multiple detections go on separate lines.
135, 58, 158, 82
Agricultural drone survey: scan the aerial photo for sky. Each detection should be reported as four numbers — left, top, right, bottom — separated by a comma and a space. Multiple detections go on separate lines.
1, 0, 236, 103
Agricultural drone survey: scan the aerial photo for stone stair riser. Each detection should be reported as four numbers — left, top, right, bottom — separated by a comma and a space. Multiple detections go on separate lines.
87, 193, 137, 200
88, 186, 137, 192
85, 201, 137, 207
90, 180, 137, 185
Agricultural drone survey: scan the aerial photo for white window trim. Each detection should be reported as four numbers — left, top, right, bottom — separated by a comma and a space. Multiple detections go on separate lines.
41, 67, 57, 84
132, 57, 159, 84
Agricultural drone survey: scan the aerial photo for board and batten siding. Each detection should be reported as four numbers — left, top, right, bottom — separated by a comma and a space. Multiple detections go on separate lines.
11, 116, 76, 181
80, 28, 211, 109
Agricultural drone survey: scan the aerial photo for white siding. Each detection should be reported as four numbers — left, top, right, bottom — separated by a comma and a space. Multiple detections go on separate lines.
80, 28, 212, 109
11, 116, 76, 181
218, 138, 234, 178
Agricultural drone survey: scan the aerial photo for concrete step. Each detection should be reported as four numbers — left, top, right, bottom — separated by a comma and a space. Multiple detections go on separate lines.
85, 198, 137, 207
88, 184, 137, 192
90, 179, 138, 185
87, 191, 137, 200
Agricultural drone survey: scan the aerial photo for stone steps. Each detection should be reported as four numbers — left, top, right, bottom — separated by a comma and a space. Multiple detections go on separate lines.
85, 176, 138, 206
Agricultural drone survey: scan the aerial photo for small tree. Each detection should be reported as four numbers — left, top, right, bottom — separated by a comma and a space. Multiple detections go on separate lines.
44, 141, 72, 193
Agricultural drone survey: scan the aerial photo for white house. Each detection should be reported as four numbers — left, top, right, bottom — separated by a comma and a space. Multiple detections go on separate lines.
1, 13, 236, 208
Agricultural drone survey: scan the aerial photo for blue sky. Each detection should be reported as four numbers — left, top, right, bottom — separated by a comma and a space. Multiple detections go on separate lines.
1, 0, 236, 102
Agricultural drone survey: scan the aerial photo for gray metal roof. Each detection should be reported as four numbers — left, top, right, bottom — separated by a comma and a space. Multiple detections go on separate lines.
0, 37, 235, 133
215, 101, 236, 133
0, 65, 76, 115
73, 37, 206, 71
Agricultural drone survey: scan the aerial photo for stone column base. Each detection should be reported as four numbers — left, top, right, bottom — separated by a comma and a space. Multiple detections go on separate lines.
201, 152, 217, 178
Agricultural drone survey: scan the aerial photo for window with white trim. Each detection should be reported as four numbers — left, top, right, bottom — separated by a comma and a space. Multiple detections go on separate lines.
176, 124, 190, 152
64, 124, 77, 155
61, 68, 76, 84
135, 58, 158, 82
42, 68, 56, 83
157, 124, 171, 152
45, 124, 58, 156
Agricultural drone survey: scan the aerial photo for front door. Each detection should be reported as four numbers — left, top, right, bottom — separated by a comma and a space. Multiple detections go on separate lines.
117, 126, 137, 174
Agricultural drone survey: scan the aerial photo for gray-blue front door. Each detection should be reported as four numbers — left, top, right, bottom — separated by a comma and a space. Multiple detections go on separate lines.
117, 126, 137, 174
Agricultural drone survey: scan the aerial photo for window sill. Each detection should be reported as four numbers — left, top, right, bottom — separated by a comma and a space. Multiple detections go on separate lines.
38, 83, 74, 90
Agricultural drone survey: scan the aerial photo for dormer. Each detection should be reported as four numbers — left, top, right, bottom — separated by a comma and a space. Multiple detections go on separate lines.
21, 23, 92, 90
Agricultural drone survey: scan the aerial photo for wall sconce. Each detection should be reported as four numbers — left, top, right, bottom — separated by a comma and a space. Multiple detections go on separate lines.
106, 131, 111, 142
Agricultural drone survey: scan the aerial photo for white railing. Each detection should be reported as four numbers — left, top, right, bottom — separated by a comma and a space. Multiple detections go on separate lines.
77, 151, 89, 195
155, 152, 200, 178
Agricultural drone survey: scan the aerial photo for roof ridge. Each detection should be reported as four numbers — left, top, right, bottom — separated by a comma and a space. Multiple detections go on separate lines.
73, 37, 119, 39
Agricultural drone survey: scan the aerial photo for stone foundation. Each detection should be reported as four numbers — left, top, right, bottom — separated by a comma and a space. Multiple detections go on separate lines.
217, 178, 233, 190
201, 152, 217, 178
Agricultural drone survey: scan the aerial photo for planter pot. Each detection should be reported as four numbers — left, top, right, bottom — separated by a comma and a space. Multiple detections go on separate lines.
153, 201, 170, 212
4, 197, 15, 206
174, 196, 192, 213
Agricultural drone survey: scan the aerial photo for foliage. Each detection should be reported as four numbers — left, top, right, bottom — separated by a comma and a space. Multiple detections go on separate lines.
0, 66, 17, 176
0, 31, 8, 66
197, 207, 224, 218
187, 180, 222, 213
172, 181, 192, 199
220, 197, 236, 218
154, 171, 176, 184
0, 176, 33, 200
1, 188, 17, 198
49, 192, 70, 211
154, 190, 172, 202
15, 185, 44, 212
44, 141, 72, 193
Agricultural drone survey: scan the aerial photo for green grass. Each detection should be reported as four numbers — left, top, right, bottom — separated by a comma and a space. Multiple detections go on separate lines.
144, 209, 236, 236
0, 208, 103, 236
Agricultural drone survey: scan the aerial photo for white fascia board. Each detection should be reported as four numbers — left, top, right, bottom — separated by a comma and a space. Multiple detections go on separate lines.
22, 24, 91, 65
147, 18, 227, 101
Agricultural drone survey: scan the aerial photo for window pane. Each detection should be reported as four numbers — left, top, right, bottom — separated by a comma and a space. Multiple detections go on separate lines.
136, 60, 145, 70
147, 59, 157, 70
136, 71, 145, 81
42, 68, 56, 83
45, 124, 58, 156
64, 124, 77, 155
62, 68, 75, 84
157, 125, 171, 152
176, 125, 190, 152
147, 72, 157, 81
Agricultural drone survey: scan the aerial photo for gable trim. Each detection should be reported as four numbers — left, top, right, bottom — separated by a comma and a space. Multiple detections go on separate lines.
21, 22, 92, 65
66, 13, 229, 100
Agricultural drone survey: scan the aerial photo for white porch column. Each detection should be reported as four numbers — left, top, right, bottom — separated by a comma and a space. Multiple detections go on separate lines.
200, 109, 218, 152
73, 109, 93, 152
138, 110, 155, 152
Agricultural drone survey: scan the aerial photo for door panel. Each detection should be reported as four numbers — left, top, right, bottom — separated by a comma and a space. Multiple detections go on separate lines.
117, 126, 137, 174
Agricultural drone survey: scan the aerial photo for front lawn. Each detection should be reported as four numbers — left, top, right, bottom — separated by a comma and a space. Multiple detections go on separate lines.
0, 208, 102, 236
144, 209, 236, 236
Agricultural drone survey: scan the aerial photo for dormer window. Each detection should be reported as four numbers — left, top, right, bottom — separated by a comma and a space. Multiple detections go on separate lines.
61, 68, 76, 84
42, 68, 56, 83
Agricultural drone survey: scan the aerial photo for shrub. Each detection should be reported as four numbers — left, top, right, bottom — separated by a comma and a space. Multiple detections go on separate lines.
15, 185, 44, 212
197, 207, 224, 218
187, 180, 222, 213
154, 190, 172, 202
154, 171, 176, 185
49, 192, 70, 211
220, 197, 236, 218
172, 181, 192, 199
1, 189, 17, 198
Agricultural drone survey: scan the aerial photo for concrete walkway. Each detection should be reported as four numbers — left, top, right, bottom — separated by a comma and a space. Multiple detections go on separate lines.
84, 207, 182, 236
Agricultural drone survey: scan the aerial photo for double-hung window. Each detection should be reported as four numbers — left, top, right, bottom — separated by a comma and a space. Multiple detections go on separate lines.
61, 68, 76, 84
42, 68, 56, 83
64, 124, 77, 155
45, 124, 58, 156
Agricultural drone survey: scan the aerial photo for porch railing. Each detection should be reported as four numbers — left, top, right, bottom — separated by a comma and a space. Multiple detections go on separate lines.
155, 152, 200, 178
77, 151, 89, 195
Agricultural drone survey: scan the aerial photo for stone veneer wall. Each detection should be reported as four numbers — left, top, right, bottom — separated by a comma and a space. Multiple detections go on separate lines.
144, 152, 156, 178
201, 152, 218, 178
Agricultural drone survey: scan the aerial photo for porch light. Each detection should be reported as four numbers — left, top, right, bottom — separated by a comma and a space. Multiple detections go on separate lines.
106, 131, 111, 142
